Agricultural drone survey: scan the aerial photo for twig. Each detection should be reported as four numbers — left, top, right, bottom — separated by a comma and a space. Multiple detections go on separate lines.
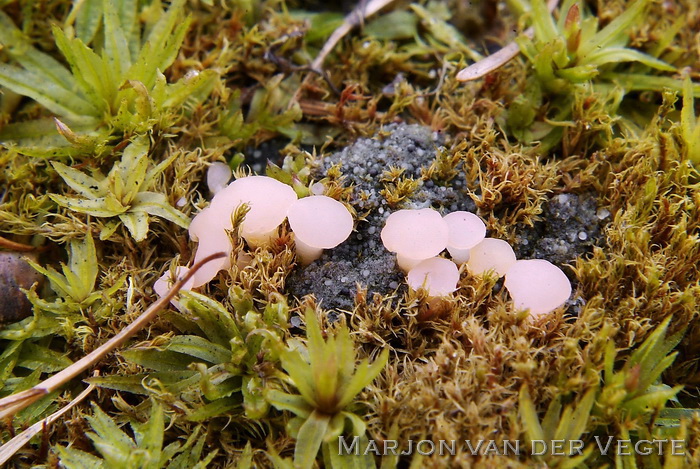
290, 0, 397, 108
0, 252, 226, 420
264, 32, 341, 96
456, 0, 560, 82
0, 236, 43, 252
311, 0, 397, 70
0, 372, 98, 466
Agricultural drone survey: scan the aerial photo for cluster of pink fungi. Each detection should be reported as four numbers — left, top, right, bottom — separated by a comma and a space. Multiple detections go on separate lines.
155, 175, 354, 298
381, 208, 572, 317
156, 175, 572, 318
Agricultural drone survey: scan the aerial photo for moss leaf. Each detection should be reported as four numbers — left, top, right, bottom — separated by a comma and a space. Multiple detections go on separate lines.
294, 410, 331, 469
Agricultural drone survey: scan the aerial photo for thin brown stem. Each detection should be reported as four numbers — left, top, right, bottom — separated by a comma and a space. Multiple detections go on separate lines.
290, 0, 397, 108
0, 372, 99, 466
0, 236, 44, 252
457, 0, 560, 82
0, 252, 226, 420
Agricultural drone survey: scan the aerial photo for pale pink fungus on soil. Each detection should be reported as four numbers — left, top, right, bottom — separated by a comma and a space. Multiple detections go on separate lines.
188, 207, 232, 287
310, 182, 326, 195
206, 161, 232, 194
188, 176, 297, 286
504, 259, 572, 317
287, 195, 354, 265
466, 238, 517, 277
407, 257, 460, 297
154, 266, 195, 309
380, 208, 449, 272
443, 211, 486, 264
210, 175, 298, 247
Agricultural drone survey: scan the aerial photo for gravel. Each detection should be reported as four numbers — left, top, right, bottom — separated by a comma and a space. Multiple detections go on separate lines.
512, 192, 606, 274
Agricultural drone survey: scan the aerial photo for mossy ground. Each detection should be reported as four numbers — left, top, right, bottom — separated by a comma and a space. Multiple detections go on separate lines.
1, 0, 699, 467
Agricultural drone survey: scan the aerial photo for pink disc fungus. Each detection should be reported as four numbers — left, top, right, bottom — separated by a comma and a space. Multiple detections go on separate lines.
206, 161, 232, 195
443, 211, 486, 264
504, 259, 572, 317
210, 175, 298, 247
154, 266, 195, 309
287, 195, 354, 265
407, 257, 460, 297
466, 238, 516, 277
188, 206, 233, 287
187, 175, 297, 286
380, 208, 449, 272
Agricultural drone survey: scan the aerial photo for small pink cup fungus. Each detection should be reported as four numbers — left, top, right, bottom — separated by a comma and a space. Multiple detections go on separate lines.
466, 238, 516, 277
504, 259, 572, 317
188, 206, 233, 287
287, 195, 354, 265
210, 175, 298, 247
407, 257, 460, 297
380, 208, 449, 272
187, 176, 297, 286
443, 211, 486, 264
206, 161, 232, 195
154, 266, 195, 309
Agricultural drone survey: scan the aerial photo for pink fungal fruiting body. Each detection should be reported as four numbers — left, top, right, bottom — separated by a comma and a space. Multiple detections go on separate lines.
443, 211, 486, 264
188, 175, 297, 286
287, 195, 354, 265
206, 161, 232, 194
380, 208, 449, 272
210, 175, 298, 247
466, 238, 516, 277
504, 259, 572, 317
188, 207, 233, 287
378, 207, 571, 319
407, 257, 460, 297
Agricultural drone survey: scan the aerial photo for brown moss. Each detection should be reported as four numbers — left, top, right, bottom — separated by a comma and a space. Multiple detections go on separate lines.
2, 0, 700, 467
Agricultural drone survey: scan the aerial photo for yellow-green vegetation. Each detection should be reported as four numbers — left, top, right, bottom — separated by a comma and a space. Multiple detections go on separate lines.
0, 0, 216, 154
0, 0, 699, 468
49, 136, 190, 241
266, 309, 388, 468
56, 401, 217, 468
518, 317, 685, 468
680, 76, 700, 165
504, 0, 700, 150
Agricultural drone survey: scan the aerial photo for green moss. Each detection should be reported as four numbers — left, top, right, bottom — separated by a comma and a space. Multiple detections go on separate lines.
0, 0, 699, 467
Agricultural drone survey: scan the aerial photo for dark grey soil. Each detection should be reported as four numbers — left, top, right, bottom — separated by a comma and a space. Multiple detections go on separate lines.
513, 192, 608, 274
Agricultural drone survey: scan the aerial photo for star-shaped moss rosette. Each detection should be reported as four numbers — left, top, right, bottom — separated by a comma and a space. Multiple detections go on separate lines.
266, 309, 389, 469
0, 0, 217, 152
49, 136, 189, 241
24, 234, 123, 319
516, 0, 675, 94
56, 401, 217, 468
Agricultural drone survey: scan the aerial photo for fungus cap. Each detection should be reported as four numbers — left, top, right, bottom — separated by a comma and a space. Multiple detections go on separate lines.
504, 259, 572, 316
443, 211, 486, 264
380, 208, 448, 260
206, 162, 232, 194
407, 257, 460, 297
189, 206, 229, 242
210, 175, 298, 240
287, 195, 353, 249
188, 206, 234, 287
443, 211, 486, 250
187, 176, 297, 285
466, 238, 516, 276
190, 229, 232, 287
